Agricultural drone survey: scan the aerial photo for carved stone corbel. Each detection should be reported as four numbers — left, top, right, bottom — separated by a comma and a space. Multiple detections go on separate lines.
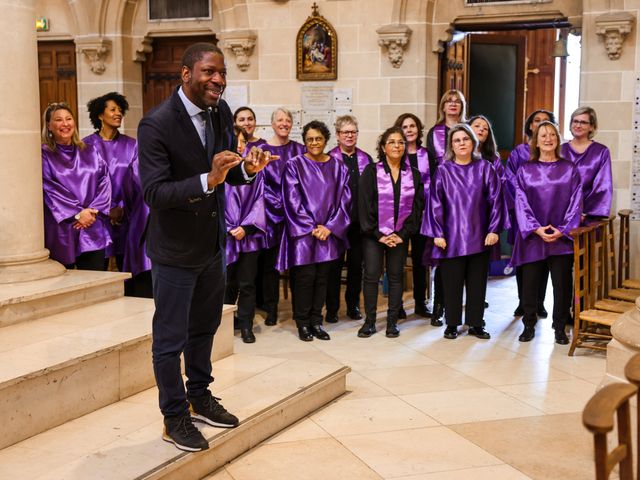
133, 37, 153, 63
595, 11, 635, 60
376, 24, 412, 68
219, 30, 257, 72
77, 37, 111, 75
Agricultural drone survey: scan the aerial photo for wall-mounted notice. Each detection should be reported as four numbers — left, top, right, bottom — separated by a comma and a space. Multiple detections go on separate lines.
300, 85, 353, 127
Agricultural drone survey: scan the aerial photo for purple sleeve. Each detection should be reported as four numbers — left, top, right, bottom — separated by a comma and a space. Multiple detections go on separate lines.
282, 162, 316, 238
514, 168, 542, 239
324, 167, 352, 239
41, 154, 81, 223
504, 150, 520, 210
88, 153, 112, 216
557, 167, 583, 237
585, 147, 613, 217
485, 165, 505, 234
426, 169, 445, 239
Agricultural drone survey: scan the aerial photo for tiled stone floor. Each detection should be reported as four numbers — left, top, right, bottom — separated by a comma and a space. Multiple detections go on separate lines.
208, 276, 604, 480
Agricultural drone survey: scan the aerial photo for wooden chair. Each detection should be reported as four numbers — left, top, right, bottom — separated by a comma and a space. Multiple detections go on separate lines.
569, 225, 620, 356
624, 353, 640, 480
583, 382, 637, 479
593, 219, 636, 314
602, 214, 640, 303
619, 209, 640, 290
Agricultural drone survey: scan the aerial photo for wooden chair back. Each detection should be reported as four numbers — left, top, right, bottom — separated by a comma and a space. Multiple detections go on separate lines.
624, 353, 640, 480
619, 209, 632, 287
583, 382, 637, 480
572, 225, 593, 320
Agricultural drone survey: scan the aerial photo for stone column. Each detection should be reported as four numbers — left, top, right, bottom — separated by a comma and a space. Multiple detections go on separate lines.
606, 299, 640, 384
0, 0, 65, 283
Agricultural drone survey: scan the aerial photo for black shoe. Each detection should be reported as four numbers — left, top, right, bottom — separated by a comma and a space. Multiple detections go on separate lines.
163, 413, 209, 452
189, 393, 239, 428
432, 303, 444, 322
357, 321, 376, 338
513, 305, 524, 317
444, 325, 458, 339
414, 302, 432, 318
241, 328, 256, 343
325, 313, 339, 324
385, 321, 400, 338
298, 326, 314, 341
310, 324, 331, 340
430, 317, 443, 327
484, 301, 489, 309
537, 306, 548, 318
554, 329, 569, 345
346, 306, 363, 320
265, 314, 277, 326
468, 326, 491, 339
518, 326, 535, 342
398, 308, 407, 319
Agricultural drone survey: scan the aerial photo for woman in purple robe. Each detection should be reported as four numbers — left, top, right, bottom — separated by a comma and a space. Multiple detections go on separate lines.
393, 113, 432, 322
512, 121, 582, 345
358, 127, 425, 338
41, 102, 111, 270
506, 109, 556, 318
276, 121, 351, 342
84, 92, 138, 273
561, 106, 612, 219
256, 107, 305, 326
224, 163, 267, 344
426, 124, 505, 340
121, 157, 152, 297
469, 115, 506, 264
234, 106, 266, 149
425, 90, 468, 325
325, 115, 373, 324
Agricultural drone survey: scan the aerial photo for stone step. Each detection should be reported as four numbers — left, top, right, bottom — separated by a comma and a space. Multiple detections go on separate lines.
0, 270, 131, 327
0, 297, 235, 449
0, 355, 349, 480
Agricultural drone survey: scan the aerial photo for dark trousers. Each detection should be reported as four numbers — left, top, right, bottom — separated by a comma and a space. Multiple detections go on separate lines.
522, 255, 573, 330
261, 246, 280, 318
326, 223, 363, 315
516, 264, 548, 307
150, 253, 224, 418
292, 262, 331, 328
410, 233, 429, 304
433, 267, 444, 306
224, 251, 260, 329
125, 271, 153, 298
66, 249, 106, 271
362, 236, 407, 323
439, 250, 490, 327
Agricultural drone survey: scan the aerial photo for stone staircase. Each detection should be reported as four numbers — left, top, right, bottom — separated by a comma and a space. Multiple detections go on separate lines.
0, 270, 349, 479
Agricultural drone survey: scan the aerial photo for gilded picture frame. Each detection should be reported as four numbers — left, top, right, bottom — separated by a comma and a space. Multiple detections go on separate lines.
296, 9, 338, 81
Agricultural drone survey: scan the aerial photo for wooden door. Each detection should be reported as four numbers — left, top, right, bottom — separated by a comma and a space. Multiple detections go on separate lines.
440, 35, 469, 100
142, 35, 217, 114
37, 41, 78, 122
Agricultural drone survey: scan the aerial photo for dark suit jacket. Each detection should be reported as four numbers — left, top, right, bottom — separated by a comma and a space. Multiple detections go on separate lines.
138, 87, 249, 268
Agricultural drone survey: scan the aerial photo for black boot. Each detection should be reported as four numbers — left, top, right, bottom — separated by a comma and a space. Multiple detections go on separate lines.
357, 320, 377, 338
385, 319, 399, 338
431, 303, 444, 327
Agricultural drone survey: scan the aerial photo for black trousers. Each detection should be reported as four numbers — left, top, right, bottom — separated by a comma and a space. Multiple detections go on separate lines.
410, 233, 429, 304
291, 261, 331, 328
150, 253, 224, 418
362, 236, 407, 323
439, 250, 490, 327
522, 255, 573, 330
326, 223, 363, 315
125, 271, 153, 298
224, 251, 260, 329
261, 246, 280, 318
433, 267, 444, 306
66, 249, 106, 271
516, 264, 548, 307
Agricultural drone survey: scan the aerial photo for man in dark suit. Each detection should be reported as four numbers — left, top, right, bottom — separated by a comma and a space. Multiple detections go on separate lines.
138, 42, 272, 452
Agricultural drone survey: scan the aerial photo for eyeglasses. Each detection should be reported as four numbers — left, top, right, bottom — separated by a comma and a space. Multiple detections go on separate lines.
446, 100, 462, 105
338, 130, 358, 136
386, 140, 405, 146
571, 119, 591, 126
306, 137, 325, 144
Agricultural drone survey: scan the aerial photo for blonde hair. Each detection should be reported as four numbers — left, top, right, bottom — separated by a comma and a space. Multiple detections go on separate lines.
529, 121, 563, 162
42, 102, 85, 152
570, 106, 598, 140
271, 107, 293, 123
335, 115, 358, 132
437, 89, 467, 125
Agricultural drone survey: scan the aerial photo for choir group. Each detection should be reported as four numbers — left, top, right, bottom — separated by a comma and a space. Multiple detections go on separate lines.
40, 89, 612, 346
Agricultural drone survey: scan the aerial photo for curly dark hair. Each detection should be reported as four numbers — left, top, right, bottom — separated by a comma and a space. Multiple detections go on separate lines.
86, 92, 129, 131
377, 126, 407, 162
302, 120, 331, 143
393, 113, 424, 148
523, 109, 556, 138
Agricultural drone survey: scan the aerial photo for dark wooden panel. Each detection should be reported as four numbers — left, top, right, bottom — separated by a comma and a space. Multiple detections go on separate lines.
37, 41, 78, 127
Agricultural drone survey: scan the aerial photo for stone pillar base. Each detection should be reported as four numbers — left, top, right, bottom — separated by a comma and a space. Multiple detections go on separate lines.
0, 258, 66, 284
605, 298, 640, 388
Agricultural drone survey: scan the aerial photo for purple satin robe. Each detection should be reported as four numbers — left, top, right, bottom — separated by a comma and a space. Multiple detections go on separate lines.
426, 159, 506, 260
259, 141, 306, 248
121, 158, 151, 276
329, 146, 371, 175
505, 143, 531, 244
276, 154, 352, 271
244, 138, 268, 153
225, 172, 268, 265
510, 159, 583, 266
429, 124, 447, 165
485, 153, 507, 261
42, 143, 112, 265
561, 141, 612, 217
83, 133, 137, 257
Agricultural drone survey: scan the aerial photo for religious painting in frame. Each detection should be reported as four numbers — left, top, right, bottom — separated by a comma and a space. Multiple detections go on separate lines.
296, 4, 338, 81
